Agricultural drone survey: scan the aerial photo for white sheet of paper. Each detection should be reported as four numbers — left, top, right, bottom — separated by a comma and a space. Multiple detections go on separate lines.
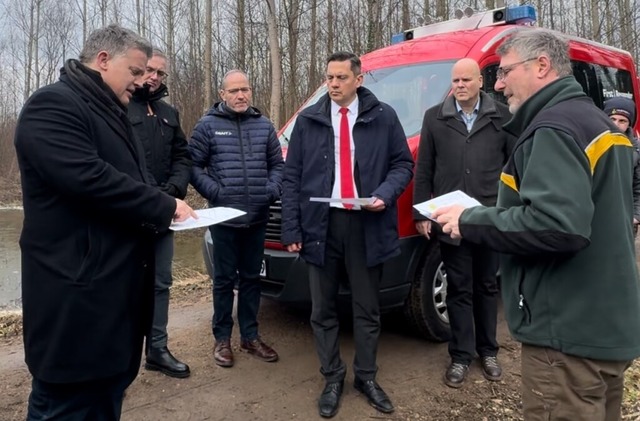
309, 197, 376, 206
413, 190, 482, 220
169, 207, 246, 231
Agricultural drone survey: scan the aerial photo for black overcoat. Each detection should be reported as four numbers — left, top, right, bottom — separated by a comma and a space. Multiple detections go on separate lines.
14, 65, 176, 383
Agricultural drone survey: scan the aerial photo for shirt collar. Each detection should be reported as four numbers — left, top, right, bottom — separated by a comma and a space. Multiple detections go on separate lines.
331, 96, 359, 116
455, 97, 480, 114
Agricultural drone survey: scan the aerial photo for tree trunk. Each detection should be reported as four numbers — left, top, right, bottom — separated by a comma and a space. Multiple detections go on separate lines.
309, 0, 319, 91
590, 0, 601, 42
402, 0, 410, 30
265, 0, 281, 127
205, 0, 213, 107
237, 0, 246, 71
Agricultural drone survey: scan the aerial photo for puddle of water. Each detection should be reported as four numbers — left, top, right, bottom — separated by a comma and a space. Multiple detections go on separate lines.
0, 210, 205, 310
0, 209, 22, 310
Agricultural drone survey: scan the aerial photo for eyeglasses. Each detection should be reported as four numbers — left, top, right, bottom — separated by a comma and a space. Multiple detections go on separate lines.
496, 57, 537, 81
146, 67, 168, 78
224, 87, 252, 95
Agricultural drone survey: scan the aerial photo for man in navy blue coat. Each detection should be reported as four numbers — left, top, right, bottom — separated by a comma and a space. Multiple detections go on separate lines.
281, 52, 413, 418
189, 70, 284, 369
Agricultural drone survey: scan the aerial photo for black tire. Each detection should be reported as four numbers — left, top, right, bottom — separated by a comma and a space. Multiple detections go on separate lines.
403, 240, 451, 342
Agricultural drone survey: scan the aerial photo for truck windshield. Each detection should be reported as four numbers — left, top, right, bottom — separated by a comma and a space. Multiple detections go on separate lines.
279, 61, 455, 144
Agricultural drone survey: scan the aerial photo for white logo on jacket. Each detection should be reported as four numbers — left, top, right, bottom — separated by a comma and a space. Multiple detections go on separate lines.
214, 131, 233, 136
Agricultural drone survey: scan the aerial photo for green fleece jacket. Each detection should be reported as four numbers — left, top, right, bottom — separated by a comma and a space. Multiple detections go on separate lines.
460, 76, 640, 361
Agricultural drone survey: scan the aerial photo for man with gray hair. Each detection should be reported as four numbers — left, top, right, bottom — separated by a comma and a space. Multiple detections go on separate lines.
189, 70, 284, 369
129, 48, 192, 379
432, 29, 640, 419
15, 25, 195, 419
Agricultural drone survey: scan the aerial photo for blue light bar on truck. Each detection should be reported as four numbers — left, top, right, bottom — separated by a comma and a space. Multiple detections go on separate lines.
391, 5, 537, 45
494, 5, 537, 24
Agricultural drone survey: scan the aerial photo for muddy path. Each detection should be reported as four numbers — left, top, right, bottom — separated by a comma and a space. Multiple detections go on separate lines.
0, 293, 524, 421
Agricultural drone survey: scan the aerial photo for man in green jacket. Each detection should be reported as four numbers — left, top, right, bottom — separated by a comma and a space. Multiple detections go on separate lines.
432, 29, 640, 420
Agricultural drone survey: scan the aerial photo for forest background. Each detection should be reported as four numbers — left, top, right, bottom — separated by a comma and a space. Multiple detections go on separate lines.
0, 0, 638, 188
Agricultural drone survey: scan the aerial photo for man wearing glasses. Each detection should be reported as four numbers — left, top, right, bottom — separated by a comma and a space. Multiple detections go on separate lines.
129, 48, 192, 378
432, 30, 640, 420
413, 58, 513, 389
189, 70, 284, 369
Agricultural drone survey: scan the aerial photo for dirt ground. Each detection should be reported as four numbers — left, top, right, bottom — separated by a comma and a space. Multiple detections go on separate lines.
1, 284, 528, 421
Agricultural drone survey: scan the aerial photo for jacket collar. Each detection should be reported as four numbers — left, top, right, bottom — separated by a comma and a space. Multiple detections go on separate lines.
132, 83, 168, 103
302, 86, 380, 125
439, 91, 503, 137
503, 76, 585, 137
440, 91, 499, 119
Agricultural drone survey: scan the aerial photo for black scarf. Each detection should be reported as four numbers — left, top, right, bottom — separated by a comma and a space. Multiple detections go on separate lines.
62, 59, 131, 142
61, 59, 147, 182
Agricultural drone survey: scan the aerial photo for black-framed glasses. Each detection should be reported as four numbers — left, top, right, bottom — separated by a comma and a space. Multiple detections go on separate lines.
146, 67, 168, 78
496, 57, 537, 81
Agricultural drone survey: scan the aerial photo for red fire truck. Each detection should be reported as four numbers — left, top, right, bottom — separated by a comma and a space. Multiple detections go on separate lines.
203, 5, 640, 341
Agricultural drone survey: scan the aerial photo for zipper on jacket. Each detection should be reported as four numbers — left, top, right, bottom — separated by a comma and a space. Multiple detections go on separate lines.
517, 283, 532, 325
236, 117, 250, 219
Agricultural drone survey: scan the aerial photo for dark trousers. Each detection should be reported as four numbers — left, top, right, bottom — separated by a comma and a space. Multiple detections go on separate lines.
210, 223, 266, 342
308, 209, 382, 383
440, 240, 499, 364
26, 362, 138, 421
150, 230, 174, 349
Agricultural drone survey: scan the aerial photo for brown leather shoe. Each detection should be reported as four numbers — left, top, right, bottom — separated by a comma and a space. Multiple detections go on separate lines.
240, 338, 279, 362
213, 339, 234, 367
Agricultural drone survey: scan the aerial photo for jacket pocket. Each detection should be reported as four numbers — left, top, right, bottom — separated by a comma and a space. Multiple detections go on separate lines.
73, 226, 100, 287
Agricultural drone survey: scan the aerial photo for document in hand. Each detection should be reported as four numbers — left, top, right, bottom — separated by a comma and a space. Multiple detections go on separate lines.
309, 197, 376, 206
413, 190, 482, 220
169, 207, 246, 231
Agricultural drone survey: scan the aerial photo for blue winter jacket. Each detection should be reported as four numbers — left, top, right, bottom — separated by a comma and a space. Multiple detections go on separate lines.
281, 87, 414, 267
189, 102, 284, 227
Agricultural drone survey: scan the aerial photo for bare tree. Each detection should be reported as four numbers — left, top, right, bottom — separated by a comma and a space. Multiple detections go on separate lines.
265, 0, 282, 127
204, 0, 212, 107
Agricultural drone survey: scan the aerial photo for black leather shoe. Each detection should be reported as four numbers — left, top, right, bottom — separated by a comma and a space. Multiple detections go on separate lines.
354, 378, 394, 414
145, 346, 191, 378
480, 356, 503, 381
444, 362, 469, 388
318, 381, 344, 418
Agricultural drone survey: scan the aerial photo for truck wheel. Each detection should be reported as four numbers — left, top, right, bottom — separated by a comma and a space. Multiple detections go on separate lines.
403, 240, 451, 342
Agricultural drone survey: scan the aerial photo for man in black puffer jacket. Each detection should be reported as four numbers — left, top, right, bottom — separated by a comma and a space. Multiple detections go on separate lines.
128, 49, 192, 378
189, 70, 284, 369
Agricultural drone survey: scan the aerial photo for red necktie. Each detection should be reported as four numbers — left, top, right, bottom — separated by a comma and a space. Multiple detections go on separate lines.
339, 107, 355, 210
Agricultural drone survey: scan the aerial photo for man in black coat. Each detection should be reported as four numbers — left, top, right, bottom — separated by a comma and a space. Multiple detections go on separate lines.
413, 58, 513, 388
129, 49, 192, 378
14, 25, 195, 420
281, 52, 413, 418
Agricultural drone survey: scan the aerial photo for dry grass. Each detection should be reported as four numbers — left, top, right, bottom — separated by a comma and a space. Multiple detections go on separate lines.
623, 359, 640, 419
0, 312, 22, 339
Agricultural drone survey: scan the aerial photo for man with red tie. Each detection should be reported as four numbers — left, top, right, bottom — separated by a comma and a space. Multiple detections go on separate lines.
281, 51, 413, 418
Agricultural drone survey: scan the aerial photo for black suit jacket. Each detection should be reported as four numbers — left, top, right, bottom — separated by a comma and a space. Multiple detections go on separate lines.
14, 67, 176, 383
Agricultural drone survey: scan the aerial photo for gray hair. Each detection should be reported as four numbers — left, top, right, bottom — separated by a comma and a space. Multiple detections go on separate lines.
152, 48, 168, 60
220, 69, 249, 90
497, 29, 572, 77
79, 24, 152, 64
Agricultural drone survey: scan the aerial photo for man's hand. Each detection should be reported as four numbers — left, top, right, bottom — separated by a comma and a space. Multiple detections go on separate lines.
431, 205, 466, 240
415, 220, 432, 239
286, 242, 302, 252
173, 199, 197, 222
362, 197, 386, 212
